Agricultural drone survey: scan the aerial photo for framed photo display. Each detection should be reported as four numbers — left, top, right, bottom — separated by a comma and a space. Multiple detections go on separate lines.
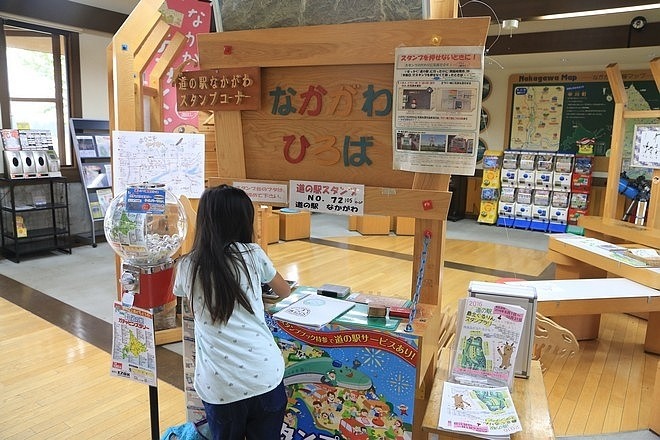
632, 124, 660, 169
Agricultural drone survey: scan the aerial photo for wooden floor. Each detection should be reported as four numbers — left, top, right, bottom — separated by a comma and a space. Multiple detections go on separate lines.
1, 234, 658, 438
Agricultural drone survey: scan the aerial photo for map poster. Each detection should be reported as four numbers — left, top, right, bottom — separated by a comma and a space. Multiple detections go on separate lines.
267, 314, 419, 440
392, 45, 484, 176
507, 70, 660, 159
111, 131, 205, 198
110, 302, 157, 387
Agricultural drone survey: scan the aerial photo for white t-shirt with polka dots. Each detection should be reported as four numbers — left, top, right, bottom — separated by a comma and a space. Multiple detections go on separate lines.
174, 243, 284, 404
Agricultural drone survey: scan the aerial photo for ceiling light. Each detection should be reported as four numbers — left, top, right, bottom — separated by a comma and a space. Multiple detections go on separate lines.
534, 4, 660, 20
502, 19, 519, 37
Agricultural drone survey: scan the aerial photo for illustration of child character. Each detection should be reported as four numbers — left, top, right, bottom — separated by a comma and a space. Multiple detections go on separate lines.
312, 400, 323, 418
356, 408, 372, 426
321, 369, 337, 386
284, 408, 298, 429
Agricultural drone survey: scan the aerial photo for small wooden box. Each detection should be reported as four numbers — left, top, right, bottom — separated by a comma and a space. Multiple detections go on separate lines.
347, 215, 358, 231
279, 210, 311, 241
266, 211, 280, 244
395, 216, 415, 235
356, 215, 391, 235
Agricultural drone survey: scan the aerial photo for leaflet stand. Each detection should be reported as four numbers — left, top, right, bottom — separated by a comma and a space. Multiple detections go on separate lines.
468, 281, 537, 378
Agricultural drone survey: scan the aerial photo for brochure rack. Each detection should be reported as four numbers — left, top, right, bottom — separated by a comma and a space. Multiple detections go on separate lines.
69, 118, 112, 247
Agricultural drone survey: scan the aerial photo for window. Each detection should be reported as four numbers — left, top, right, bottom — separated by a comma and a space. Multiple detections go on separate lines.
0, 19, 81, 168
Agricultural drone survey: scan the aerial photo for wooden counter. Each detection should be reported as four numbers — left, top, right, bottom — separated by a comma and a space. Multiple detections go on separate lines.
546, 234, 660, 354
422, 349, 555, 439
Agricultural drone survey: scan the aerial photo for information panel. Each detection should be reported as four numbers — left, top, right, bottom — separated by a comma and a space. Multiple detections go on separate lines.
506, 70, 660, 157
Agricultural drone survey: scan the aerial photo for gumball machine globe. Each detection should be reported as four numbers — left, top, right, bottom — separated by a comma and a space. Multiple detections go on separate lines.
104, 183, 187, 265
104, 183, 187, 309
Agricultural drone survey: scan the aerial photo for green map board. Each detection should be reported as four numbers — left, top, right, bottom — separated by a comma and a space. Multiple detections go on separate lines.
506, 70, 660, 158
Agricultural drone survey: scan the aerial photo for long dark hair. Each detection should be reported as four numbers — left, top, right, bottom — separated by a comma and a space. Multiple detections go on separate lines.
189, 184, 255, 324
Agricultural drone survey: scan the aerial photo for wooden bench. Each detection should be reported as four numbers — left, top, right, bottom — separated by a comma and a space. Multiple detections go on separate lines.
506, 278, 660, 354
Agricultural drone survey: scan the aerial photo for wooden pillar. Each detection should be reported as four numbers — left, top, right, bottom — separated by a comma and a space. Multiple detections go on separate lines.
411, 1, 459, 307
603, 64, 628, 221
646, 58, 660, 229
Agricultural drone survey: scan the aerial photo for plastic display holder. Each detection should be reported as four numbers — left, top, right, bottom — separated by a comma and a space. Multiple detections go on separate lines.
530, 219, 549, 232
497, 216, 515, 227
548, 222, 568, 233
468, 281, 537, 379
513, 217, 532, 230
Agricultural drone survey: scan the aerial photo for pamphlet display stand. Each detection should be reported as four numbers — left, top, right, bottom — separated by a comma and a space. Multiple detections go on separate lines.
567, 155, 594, 235
497, 150, 518, 227
477, 150, 502, 225
69, 118, 112, 247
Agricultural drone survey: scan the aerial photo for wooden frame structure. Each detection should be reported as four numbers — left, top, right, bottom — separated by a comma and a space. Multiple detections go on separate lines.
108, 0, 491, 434
197, 14, 489, 438
578, 58, 660, 244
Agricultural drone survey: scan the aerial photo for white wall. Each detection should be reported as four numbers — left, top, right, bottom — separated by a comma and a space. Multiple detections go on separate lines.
79, 33, 112, 119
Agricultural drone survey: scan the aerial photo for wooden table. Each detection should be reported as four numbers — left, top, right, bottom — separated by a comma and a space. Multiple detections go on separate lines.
547, 234, 660, 354
422, 350, 555, 439
505, 278, 660, 354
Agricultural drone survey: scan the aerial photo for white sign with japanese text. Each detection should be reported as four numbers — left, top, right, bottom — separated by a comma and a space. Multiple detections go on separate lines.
289, 180, 365, 215
234, 181, 288, 204
392, 46, 485, 176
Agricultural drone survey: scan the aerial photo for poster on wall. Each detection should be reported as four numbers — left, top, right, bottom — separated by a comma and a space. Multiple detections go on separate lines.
392, 45, 484, 176
632, 124, 660, 169
111, 131, 205, 197
506, 70, 660, 162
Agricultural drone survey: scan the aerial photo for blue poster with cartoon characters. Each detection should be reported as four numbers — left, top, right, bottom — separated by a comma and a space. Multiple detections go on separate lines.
265, 313, 419, 440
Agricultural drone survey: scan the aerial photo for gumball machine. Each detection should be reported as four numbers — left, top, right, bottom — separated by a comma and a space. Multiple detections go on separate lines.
104, 182, 187, 440
104, 182, 187, 310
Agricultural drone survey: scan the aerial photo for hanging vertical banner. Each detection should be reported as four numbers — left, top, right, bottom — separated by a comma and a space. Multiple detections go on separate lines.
392, 46, 484, 175
143, 0, 213, 133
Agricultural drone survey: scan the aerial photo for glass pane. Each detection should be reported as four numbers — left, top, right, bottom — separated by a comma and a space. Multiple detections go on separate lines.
9, 100, 60, 152
6, 35, 55, 99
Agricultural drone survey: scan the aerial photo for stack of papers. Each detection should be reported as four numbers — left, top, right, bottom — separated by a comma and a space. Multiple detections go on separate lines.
436, 296, 527, 438
272, 293, 354, 329
438, 381, 521, 439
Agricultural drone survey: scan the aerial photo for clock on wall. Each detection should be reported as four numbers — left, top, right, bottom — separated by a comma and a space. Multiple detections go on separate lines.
632, 124, 660, 169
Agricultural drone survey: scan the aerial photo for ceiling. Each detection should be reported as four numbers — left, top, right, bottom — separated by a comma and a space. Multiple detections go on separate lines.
11, 1, 660, 69
68, 0, 139, 15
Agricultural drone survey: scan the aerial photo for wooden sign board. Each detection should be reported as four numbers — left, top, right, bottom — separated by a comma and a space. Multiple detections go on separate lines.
176, 66, 261, 111
196, 18, 491, 187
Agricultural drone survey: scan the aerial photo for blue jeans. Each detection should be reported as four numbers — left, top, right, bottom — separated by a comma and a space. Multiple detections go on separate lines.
202, 381, 286, 440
